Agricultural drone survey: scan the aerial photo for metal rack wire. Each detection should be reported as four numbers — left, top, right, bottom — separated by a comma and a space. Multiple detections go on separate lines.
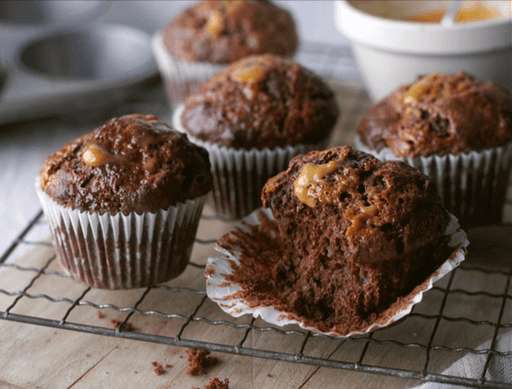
1, 43, 512, 388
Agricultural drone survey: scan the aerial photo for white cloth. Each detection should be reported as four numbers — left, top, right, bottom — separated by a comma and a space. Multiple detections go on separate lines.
416, 331, 512, 388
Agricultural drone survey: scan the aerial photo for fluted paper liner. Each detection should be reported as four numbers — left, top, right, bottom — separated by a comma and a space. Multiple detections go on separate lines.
354, 135, 512, 227
152, 32, 226, 110
36, 180, 206, 289
173, 105, 323, 218
206, 208, 468, 338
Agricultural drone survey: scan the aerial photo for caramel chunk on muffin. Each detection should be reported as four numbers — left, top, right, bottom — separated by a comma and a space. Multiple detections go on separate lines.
260, 146, 451, 331
181, 54, 339, 149
40, 114, 212, 214
357, 72, 512, 158
163, 0, 298, 64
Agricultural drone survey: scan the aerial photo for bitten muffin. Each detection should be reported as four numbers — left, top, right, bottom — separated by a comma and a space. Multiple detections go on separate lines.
174, 54, 339, 217
356, 72, 512, 226
257, 146, 453, 332
37, 114, 213, 289
163, 0, 298, 64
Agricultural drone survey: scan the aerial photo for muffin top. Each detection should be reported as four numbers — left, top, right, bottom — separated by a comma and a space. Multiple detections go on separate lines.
163, 0, 298, 64
40, 114, 213, 215
357, 72, 512, 158
262, 146, 450, 266
180, 54, 339, 149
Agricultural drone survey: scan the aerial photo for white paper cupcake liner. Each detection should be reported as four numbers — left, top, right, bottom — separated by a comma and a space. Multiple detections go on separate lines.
173, 105, 322, 218
36, 180, 206, 289
354, 135, 512, 227
206, 208, 469, 338
152, 31, 227, 110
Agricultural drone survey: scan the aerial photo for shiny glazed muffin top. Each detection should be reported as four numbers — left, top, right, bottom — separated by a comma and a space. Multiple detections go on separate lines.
357, 72, 512, 158
40, 114, 213, 214
180, 54, 339, 149
163, 0, 298, 64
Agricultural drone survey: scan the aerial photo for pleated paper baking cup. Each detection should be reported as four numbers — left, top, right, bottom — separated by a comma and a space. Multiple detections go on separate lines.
206, 208, 469, 338
354, 136, 512, 227
36, 181, 206, 289
152, 32, 226, 110
173, 105, 322, 218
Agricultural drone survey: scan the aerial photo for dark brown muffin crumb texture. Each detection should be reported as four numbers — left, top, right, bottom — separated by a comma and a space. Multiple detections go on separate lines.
182, 54, 339, 149
40, 113, 212, 214
219, 146, 453, 334
110, 318, 135, 332
186, 348, 220, 376
151, 361, 165, 376
96, 310, 135, 331
192, 377, 229, 389
357, 72, 512, 158
163, 0, 298, 64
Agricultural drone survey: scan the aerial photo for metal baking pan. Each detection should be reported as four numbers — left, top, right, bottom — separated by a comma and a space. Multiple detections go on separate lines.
0, 1, 157, 125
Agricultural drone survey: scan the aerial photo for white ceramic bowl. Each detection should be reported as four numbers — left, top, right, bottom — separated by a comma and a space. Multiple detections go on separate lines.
335, 0, 512, 101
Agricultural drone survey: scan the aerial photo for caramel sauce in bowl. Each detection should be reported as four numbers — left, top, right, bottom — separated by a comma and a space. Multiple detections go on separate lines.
335, 0, 512, 101
402, 2, 502, 24
349, 0, 509, 24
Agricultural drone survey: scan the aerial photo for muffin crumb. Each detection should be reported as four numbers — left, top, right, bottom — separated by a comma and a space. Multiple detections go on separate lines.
192, 377, 229, 389
186, 348, 219, 376
151, 361, 165, 376
204, 267, 215, 277
110, 318, 134, 332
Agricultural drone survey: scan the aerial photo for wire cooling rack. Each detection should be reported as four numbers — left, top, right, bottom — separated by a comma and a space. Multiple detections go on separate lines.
1, 43, 512, 389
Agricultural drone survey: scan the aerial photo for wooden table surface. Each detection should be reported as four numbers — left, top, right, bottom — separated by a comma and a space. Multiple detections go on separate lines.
1, 84, 511, 389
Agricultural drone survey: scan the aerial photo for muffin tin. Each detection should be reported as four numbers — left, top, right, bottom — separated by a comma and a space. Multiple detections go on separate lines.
0, 1, 157, 125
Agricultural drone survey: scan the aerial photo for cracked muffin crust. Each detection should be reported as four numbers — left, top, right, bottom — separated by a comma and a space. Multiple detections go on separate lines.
40, 114, 212, 214
357, 72, 512, 158
163, 0, 298, 64
181, 54, 339, 149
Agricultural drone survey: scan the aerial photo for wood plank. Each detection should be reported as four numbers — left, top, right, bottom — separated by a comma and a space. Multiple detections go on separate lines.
0, 320, 118, 389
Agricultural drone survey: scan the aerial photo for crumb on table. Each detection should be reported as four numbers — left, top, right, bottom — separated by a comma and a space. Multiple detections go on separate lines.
192, 377, 229, 389
186, 348, 220, 376
151, 361, 165, 376
110, 318, 134, 331
151, 360, 172, 376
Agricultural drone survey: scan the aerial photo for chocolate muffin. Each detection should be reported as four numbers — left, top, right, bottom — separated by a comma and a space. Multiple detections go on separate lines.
174, 54, 339, 218
163, 0, 298, 64
37, 114, 212, 289
153, 0, 298, 110
256, 146, 453, 333
358, 72, 512, 158
356, 72, 512, 226
181, 54, 338, 149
